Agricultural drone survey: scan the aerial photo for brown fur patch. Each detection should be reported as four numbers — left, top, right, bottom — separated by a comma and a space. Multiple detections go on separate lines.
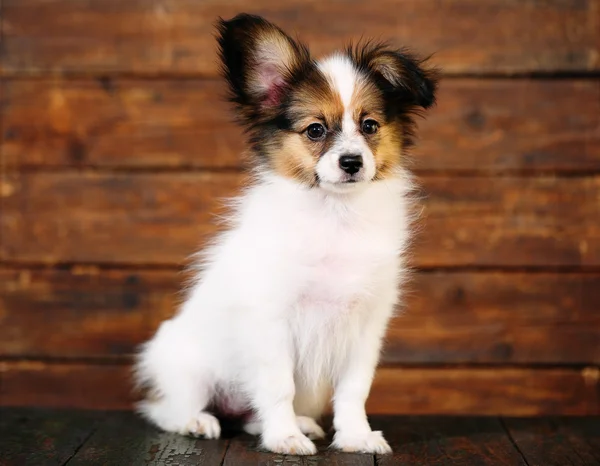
372, 121, 405, 180
269, 71, 345, 184
272, 134, 318, 186
351, 77, 405, 180
288, 74, 344, 132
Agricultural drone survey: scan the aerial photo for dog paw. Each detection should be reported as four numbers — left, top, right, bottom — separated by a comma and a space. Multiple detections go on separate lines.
262, 433, 317, 455
182, 412, 221, 439
296, 416, 326, 440
243, 419, 262, 436
331, 430, 392, 454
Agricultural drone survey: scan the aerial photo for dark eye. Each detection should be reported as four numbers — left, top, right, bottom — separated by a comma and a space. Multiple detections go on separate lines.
306, 123, 326, 141
362, 119, 379, 135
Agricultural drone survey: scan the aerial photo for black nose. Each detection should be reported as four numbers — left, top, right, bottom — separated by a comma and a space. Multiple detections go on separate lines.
339, 154, 363, 175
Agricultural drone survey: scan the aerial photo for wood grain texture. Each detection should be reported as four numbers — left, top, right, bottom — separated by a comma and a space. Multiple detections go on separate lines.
0, 268, 179, 358
3, 79, 599, 172
1, 268, 599, 364
1, 363, 598, 415
1, 173, 598, 267
367, 367, 600, 416
0, 172, 242, 265
373, 416, 526, 465
68, 411, 230, 466
2, 409, 599, 466
419, 175, 600, 267
560, 417, 600, 455
0, 408, 103, 466
2, 0, 599, 75
389, 271, 600, 364
222, 433, 374, 466
2, 79, 245, 170
0, 361, 136, 410
504, 418, 600, 465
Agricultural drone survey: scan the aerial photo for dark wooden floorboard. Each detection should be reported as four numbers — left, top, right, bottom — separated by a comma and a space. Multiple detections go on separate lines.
221, 433, 374, 466
2, 409, 599, 465
560, 417, 600, 459
66, 411, 230, 466
503, 418, 600, 466
372, 416, 526, 466
0, 408, 102, 466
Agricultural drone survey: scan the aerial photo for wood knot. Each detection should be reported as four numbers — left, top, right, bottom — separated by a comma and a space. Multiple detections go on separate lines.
582, 367, 599, 386
0, 182, 15, 197
465, 110, 486, 130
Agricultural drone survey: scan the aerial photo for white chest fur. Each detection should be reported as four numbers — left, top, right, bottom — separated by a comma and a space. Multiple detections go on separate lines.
225, 175, 412, 379
225, 174, 412, 304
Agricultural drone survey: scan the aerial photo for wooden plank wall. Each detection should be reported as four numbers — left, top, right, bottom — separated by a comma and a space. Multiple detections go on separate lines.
1, 0, 599, 415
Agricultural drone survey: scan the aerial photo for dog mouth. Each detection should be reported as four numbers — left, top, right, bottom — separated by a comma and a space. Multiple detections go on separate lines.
313, 171, 372, 191
318, 176, 371, 192
340, 173, 367, 184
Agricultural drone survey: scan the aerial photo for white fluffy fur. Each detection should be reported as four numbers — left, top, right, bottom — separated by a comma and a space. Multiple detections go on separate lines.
135, 53, 413, 456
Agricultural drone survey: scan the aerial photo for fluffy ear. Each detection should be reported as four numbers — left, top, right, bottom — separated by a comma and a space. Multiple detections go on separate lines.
216, 14, 311, 116
351, 43, 439, 109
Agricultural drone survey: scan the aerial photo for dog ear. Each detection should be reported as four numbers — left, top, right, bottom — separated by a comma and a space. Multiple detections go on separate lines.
217, 14, 311, 116
351, 43, 438, 109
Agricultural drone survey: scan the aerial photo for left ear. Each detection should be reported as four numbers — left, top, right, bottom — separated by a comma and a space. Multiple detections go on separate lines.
216, 14, 311, 119
351, 44, 439, 109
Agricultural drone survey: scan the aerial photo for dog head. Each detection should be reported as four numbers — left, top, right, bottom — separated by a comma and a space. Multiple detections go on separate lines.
217, 14, 438, 192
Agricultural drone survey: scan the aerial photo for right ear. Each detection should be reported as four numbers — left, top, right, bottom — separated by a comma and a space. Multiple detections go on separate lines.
350, 42, 438, 110
216, 14, 311, 119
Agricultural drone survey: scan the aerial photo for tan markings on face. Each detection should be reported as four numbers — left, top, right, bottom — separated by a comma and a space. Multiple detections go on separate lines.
272, 133, 319, 185
350, 78, 383, 122
289, 76, 344, 132
270, 73, 345, 185
350, 77, 403, 180
372, 121, 404, 180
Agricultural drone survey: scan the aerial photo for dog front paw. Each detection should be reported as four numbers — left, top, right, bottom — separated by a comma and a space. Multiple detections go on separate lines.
262, 432, 317, 455
183, 412, 221, 439
331, 430, 392, 454
296, 416, 326, 440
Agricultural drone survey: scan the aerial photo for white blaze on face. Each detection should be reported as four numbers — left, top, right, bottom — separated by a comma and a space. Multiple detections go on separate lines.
316, 54, 377, 190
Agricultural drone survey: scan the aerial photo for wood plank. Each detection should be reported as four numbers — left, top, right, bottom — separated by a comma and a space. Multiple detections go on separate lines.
389, 271, 600, 365
3, 0, 599, 75
222, 433, 374, 466
418, 79, 600, 173
68, 411, 230, 466
373, 416, 525, 465
503, 418, 600, 465
418, 175, 600, 267
2, 410, 598, 466
1, 269, 599, 365
1, 363, 597, 415
0, 408, 103, 466
0, 361, 135, 410
1, 173, 599, 267
367, 367, 600, 416
0, 268, 179, 358
0, 172, 242, 265
3, 79, 599, 172
2, 79, 244, 170
561, 417, 600, 455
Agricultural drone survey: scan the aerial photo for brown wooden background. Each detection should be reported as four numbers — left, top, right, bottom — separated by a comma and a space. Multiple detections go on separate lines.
0, 0, 599, 416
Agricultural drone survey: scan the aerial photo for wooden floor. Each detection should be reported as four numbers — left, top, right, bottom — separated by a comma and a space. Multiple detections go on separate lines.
1, 409, 599, 465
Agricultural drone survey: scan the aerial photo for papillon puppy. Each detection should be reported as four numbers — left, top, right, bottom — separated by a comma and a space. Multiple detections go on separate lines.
135, 13, 438, 455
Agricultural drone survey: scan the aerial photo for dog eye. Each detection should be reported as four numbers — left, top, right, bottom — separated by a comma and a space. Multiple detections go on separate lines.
306, 123, 326, 141
361, 119, 379, 135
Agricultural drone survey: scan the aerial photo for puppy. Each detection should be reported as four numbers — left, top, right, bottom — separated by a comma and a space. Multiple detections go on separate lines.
135, 13, 437, 455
